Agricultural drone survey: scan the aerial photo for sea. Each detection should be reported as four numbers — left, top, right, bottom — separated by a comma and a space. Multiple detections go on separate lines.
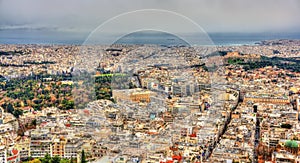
1, 29, 300, 46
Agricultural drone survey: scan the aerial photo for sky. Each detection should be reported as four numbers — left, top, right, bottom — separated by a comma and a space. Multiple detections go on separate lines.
0, 0, 300, 34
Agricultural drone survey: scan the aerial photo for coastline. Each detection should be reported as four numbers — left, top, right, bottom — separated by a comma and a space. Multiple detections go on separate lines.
1, 31, 300, 46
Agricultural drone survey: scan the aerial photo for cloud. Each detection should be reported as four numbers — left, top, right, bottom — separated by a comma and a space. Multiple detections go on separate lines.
0, 0, 299, 33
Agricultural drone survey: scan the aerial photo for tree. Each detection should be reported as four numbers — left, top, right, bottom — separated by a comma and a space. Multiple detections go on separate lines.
31, 119, 37, 126
29, 159, 42, 163
13, 109, 23, 118
59, 159, 70, 163
81, 150, 87, 163
51, 155, 60, 163
41, 153, 51, 163
7, 103, 14, 114
70, 156, 74, 163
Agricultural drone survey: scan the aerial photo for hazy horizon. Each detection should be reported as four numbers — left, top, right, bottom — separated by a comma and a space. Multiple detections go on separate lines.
1, 29, 300, 46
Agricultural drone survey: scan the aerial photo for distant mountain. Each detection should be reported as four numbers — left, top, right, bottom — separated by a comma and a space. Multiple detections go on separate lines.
259, 39, 300, 46
113, 30, 190, 46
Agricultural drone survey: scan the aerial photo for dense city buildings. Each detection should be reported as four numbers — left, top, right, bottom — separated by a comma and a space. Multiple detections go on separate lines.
1, 40, 300, 163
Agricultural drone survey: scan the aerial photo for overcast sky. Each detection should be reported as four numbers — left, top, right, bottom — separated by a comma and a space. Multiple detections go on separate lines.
0, 0, 299, 33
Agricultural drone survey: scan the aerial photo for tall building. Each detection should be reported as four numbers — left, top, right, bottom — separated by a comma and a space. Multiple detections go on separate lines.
30, 129, 53, 158
64, 138, 83, 159
15, 137, 30, 161
172, 85, 182, 97
172, 83, 199, 97
52, 136, 67, 158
